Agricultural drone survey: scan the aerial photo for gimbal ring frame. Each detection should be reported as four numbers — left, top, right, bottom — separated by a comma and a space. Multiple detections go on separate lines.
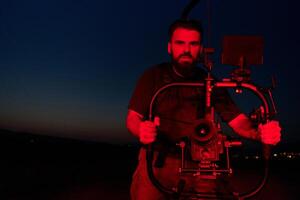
146, 81, 272, 200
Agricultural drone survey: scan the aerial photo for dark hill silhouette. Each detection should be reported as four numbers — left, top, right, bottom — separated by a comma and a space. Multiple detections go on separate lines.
0, 129, 299, 200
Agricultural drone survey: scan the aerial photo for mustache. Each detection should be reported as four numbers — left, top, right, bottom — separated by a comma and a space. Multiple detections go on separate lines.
179, 53, 193, 58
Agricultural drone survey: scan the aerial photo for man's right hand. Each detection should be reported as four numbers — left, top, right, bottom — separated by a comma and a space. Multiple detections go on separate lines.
139, 117, 160, 144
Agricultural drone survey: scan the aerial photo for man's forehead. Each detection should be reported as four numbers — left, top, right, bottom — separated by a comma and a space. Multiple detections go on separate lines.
171, 28, 201, 41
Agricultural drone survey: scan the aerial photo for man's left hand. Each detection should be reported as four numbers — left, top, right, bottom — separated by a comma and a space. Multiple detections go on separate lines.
258, 120, 281, 145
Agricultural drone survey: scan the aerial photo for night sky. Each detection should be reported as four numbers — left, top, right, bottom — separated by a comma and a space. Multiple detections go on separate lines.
0, 0, 298, 144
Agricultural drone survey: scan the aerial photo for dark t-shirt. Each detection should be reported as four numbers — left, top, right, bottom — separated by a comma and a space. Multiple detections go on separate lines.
129, 63, 241, 142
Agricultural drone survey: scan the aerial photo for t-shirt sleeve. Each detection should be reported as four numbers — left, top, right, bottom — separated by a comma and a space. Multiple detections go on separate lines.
128, 68, 157, 118
212, 88, 241, 122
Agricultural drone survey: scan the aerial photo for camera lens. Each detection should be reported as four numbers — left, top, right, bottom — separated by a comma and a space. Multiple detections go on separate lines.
195, 124, 210, 137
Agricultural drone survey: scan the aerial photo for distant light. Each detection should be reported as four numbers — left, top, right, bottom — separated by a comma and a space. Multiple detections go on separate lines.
235, 88, 243, 94
273, 153, 278, 157
255, 156, 259, 159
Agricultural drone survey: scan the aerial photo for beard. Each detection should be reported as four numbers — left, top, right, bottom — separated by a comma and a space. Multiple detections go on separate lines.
171, 53, 198, 77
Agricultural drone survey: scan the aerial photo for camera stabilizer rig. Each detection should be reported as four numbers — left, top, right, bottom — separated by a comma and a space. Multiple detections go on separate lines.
145, 35, 278, 199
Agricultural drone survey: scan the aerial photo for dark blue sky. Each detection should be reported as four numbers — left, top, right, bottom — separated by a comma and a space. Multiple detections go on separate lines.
0, 0, 298, 144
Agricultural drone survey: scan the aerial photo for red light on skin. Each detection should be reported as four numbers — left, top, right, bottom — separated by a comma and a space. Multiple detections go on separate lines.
180, 56, 192, 61
168, 28, 203, 66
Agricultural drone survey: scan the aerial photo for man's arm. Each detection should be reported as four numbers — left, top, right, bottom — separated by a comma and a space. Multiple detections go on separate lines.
228, 113, 281, 145
126, 109, 143, 138
126, 109, 159, 144
228, 114, 260, 140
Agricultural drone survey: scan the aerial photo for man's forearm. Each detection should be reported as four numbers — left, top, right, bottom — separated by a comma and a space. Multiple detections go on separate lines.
228, 113, 260, 141
126, 109, 143, 138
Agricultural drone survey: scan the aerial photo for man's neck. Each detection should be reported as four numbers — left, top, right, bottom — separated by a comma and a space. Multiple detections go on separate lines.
171, 63, 195, 78
172, 65, 185, 78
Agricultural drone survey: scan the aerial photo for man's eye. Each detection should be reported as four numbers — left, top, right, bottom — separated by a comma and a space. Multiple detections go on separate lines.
191, 42, 200, 46
175, 41, 184, 45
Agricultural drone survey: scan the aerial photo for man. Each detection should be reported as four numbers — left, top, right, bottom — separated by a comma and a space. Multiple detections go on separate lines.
126, 19, 281, 200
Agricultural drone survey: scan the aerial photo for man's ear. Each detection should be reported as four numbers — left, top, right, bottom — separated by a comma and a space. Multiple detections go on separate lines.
167, 42, 171, 54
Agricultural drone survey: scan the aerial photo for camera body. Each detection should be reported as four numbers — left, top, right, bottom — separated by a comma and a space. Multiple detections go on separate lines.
191, 133, 225, 162
189, 118, 224, 162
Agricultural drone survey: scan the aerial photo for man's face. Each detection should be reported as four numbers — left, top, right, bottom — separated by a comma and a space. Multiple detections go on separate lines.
168, 28, 202, 68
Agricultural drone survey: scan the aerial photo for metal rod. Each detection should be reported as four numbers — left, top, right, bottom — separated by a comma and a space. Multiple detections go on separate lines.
181, 168, 232, 173
149, 81, 270, 120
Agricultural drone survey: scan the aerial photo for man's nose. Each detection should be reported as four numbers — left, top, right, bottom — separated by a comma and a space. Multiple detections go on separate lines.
184, 44, 191, 53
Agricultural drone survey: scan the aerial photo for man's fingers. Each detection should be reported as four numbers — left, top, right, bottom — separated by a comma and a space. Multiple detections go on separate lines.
139, 119, 158, 144
140, 138, 156, 144
142, 121, 157, 129
154, 116, 160, 126
140, 132, 156, 144
258, 120, 282, 145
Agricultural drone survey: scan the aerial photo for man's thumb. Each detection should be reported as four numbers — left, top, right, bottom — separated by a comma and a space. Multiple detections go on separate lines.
154, 116, 160, 126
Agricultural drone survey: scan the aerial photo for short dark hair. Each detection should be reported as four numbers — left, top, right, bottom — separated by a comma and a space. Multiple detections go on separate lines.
168, 19, 203, 41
